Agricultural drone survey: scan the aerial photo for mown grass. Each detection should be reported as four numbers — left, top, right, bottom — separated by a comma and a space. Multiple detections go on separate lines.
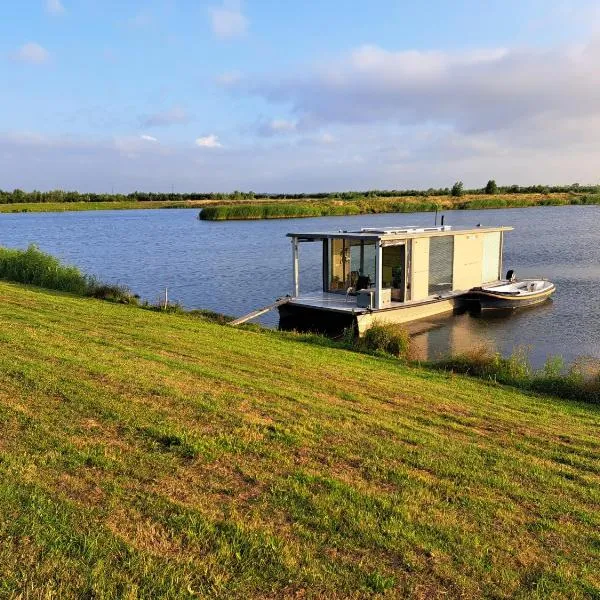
0, 281, 598, 598
199, 193, 600, 220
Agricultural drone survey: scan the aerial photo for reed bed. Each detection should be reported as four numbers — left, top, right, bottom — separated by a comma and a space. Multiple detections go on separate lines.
0, 244, 134, 303
200, 193, 600, 220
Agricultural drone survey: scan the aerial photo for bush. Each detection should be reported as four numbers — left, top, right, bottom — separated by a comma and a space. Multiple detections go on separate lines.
434, 344, 600, 404
359, 323, 411, 358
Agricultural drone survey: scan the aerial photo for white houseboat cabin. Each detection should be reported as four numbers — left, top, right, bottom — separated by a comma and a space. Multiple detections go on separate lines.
278, 225, 513, 335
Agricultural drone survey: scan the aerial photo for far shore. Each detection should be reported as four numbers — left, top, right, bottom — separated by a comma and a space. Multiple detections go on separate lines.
2, 191, 600, 217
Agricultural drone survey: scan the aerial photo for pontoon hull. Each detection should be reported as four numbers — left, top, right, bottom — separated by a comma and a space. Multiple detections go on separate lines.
278, 295, 464, 336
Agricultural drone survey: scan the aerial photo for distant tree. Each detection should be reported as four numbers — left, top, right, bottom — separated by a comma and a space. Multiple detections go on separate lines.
485, 179, 498, 195
450, 181, 464, 197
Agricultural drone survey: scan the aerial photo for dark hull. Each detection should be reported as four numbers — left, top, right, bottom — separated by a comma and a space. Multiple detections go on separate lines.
278, 303, 356, 336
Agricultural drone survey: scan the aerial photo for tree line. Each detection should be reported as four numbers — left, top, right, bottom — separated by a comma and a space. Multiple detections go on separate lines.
0, 182, 596, 204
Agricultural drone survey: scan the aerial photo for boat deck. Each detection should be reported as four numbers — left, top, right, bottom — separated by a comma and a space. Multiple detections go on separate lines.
288, 292, 371, 314
288, 291, 463, 314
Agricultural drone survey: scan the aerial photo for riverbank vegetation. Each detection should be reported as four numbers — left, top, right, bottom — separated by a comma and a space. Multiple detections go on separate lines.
2, 183, 600, 216
200, 191, 600, 220
0, 245, 135, 303
0, 279, 599, 598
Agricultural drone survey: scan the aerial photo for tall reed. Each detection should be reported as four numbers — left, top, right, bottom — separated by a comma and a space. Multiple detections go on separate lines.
0, 245, 135, 303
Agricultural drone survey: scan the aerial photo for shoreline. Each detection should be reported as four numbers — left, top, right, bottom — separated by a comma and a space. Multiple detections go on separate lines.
2, 191, 599, 216
199, 192, 600, 220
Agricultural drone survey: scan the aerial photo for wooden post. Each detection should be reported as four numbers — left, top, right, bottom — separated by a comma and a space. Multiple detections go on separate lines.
374, 241, 382, 309
292, 237, 299, 297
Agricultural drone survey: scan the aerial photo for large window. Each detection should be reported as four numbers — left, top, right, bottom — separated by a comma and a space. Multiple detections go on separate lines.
428, 236, 454, 295
329, 239, 376, 292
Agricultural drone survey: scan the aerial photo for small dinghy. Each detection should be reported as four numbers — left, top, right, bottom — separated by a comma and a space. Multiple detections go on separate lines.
469, 274, 555, 310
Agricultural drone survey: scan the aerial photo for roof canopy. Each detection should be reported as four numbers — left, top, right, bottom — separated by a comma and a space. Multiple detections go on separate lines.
287, 225, 512, 242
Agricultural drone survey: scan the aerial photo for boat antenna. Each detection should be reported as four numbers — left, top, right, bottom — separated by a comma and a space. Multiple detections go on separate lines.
441, 215, 445, 227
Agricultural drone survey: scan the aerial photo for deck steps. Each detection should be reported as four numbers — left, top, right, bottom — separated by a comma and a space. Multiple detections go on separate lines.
230, 297, 291, 326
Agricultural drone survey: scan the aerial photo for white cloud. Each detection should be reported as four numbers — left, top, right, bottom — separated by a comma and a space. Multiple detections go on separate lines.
140, 135, 158, 142
318, 132, 335, 144
195, 134, 222, 148
209, 1, 248, 39
258, 118, 297, 136
141, 106, 190, 127
12, 42, 50, 65
270, 119, 296, 133
46, 0, 65, 15
216, 70, 242, 86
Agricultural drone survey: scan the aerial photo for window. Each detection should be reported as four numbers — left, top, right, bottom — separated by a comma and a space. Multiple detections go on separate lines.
328, 239, 376, 292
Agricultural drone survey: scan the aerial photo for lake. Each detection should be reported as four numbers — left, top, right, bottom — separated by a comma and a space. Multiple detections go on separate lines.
2, 205, 599, 368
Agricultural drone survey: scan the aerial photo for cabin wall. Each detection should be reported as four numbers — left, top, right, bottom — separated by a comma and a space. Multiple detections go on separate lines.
452, 233, 484, 290
482, 231, 502, 283
410, 238, 430, 300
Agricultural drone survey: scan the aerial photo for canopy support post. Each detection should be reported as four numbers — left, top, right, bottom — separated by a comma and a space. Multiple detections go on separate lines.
292, 237, 299, 297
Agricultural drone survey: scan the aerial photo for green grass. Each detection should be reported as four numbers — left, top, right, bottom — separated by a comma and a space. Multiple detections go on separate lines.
0, 281, 598, 598
0, 200, 214, 213
3, 192, 600, 218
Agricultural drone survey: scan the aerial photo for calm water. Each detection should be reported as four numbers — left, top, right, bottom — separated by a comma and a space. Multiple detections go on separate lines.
2, 205, 599, 367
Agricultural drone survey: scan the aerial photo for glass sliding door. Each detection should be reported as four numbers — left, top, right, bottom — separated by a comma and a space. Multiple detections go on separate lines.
382, 244, 406, 301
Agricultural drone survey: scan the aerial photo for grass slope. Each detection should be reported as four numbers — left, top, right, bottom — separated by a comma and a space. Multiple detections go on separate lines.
0, 282, 598, 599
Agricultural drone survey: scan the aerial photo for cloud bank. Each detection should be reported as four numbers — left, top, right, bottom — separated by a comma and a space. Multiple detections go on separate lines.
242, 40, 600, 137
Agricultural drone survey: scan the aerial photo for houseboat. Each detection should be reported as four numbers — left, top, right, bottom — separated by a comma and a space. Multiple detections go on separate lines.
278, 224, 517, 335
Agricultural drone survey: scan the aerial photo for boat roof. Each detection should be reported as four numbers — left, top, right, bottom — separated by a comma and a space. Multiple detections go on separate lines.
287, 225, 513, 241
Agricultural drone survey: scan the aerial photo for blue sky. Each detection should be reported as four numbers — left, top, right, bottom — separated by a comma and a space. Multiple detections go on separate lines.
1, 1, 600, 192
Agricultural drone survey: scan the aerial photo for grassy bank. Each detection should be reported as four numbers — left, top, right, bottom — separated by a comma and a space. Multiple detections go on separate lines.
0, 281, 598, 598
200, 192, 600, 220
0, 200, 214, 214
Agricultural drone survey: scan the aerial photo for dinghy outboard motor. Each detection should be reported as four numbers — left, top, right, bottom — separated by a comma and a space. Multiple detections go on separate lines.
506, 269, 516, 282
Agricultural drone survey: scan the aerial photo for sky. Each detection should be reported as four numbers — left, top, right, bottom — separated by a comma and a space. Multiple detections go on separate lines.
1, 0, 600, 193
